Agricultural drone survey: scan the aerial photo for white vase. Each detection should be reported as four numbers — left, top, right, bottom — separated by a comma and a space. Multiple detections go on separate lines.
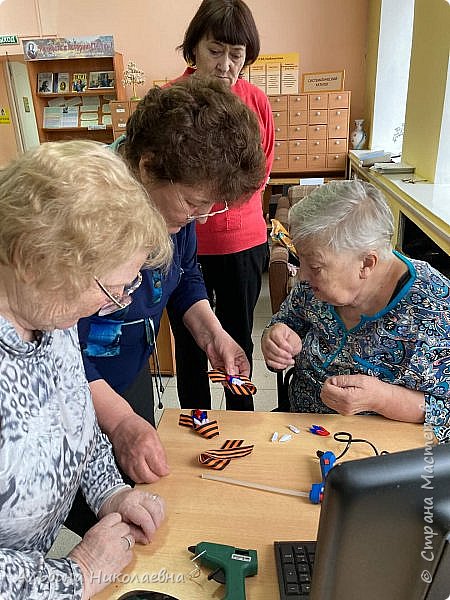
350, 119, 367, 150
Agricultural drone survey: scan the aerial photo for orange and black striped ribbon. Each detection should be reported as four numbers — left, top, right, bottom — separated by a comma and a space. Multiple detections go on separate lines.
178, 412, 219, 439
199, 439, 254, 470
207, 369, 257, 396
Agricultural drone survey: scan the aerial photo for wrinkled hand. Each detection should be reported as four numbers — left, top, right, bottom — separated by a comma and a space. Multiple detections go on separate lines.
321, 373, 388, 415
204, 329, 250, 377
69, 512, 133, 600
109, 413, 169, 483
99, 487, 166, 544
261, 324, 302, 371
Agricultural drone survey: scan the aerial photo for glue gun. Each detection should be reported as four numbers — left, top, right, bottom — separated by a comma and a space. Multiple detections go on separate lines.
309, 450, 336, 504
188, 541, 257, 600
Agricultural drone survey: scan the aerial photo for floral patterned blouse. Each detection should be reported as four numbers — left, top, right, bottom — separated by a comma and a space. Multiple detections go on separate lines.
268, 253, 450, 443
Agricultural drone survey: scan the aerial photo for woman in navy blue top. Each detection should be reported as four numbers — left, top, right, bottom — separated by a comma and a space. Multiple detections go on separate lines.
67, 77, 265, 535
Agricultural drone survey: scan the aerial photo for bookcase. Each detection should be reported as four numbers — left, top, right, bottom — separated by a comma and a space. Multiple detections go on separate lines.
26, 52, 126, 144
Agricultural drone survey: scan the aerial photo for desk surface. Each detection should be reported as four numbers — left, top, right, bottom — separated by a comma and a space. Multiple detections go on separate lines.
93, 410, 425, 600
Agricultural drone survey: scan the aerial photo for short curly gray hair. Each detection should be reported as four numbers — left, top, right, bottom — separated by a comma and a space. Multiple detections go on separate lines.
0, 140, 172, 297
289, 180, 394, 259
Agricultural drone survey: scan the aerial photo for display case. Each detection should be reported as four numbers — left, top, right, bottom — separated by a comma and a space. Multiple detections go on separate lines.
26, 52, 126, 143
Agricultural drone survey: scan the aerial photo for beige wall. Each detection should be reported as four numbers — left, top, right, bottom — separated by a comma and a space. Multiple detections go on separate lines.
0, 0, 369, 122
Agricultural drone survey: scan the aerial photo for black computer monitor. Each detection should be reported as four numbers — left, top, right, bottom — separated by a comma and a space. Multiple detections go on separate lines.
310, 443, 450, 600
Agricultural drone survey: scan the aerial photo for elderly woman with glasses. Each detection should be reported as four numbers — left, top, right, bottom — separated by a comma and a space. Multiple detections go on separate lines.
0, 140, 172, 599
67, 76, 265, 535
262, 180, 450, 443
168, 0, 275, 413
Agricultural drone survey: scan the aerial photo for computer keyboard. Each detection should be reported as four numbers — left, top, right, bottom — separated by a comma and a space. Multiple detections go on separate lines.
274, 541, 316, 599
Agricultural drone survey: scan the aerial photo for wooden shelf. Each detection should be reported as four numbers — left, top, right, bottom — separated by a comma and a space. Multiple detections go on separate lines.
26, 52, 125, 143
37, 89, 116, 99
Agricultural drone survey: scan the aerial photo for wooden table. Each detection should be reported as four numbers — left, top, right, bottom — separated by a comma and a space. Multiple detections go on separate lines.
93, 409, 425, 600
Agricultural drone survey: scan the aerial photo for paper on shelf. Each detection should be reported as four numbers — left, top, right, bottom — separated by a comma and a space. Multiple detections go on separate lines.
61, 107, 79, 127
82, 95, 100, 107
47, 97, 67, 107
65, 97, 82, 106
79, 111, 98, 120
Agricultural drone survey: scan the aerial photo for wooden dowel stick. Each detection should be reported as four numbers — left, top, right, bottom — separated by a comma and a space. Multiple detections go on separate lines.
201, 473, 309, 498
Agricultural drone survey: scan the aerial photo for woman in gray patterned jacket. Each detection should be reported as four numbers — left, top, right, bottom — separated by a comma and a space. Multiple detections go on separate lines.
0, 141, 173, 599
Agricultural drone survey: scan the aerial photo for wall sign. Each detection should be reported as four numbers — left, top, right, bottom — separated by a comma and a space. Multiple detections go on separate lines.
302, 70, 345, 92
22, 36, 114, 61
0, 35, 19, 45
0, 107, 11, 124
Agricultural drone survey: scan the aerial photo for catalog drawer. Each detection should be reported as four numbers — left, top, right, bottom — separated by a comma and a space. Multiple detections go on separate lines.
307, 139, 327, 154
272, 153, 289, 170
289, 95, 308, 111
274, 124, 289, 140
289, 139, 307, 154
289, 109, 308, 125
272, 110, 288, 127
289, 124, 307, 139
328, 92, 350, 109
308, 94, 328, 110
308, 124, 327, 140
289, 154, 307, 170
327, 153, 347, 169
307, 154, 327, 169
309, 109, 328, 125
269, 95, 288, 111
328, 138, 348, 153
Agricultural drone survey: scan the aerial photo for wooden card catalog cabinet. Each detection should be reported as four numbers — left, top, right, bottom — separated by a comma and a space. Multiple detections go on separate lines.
269, 91, 351, 174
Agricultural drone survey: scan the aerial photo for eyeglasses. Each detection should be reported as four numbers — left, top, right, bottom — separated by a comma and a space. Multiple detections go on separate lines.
95, 271, 143, 316
171, 180, 229, 222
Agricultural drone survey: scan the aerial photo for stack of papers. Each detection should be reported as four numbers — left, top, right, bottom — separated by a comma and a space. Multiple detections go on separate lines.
370, 162, 415, 174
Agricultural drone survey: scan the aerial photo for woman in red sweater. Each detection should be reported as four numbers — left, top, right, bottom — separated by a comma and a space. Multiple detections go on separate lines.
169, 0, 274, 410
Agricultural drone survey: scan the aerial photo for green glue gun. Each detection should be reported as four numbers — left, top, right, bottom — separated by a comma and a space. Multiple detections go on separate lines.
188, 541, 258, 600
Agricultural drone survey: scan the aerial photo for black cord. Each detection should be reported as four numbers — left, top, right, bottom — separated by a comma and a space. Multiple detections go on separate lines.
332, 431, 389, 460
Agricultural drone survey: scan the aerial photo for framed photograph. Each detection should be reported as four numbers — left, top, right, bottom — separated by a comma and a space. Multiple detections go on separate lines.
88, 71, 115, 89
37, 72, 53, 94
72, 73, 88, 93
302, 70, 345, 93
54, 72, 69, 93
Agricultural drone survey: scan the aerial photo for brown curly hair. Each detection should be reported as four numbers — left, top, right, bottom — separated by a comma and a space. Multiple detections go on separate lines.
123, 76, 265, 205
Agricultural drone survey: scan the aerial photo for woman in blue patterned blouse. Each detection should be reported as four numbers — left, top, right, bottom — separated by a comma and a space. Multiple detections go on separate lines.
262, 180, 449, 443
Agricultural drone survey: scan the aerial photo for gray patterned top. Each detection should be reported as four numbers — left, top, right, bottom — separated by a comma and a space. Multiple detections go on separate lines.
0, 316, 127, 598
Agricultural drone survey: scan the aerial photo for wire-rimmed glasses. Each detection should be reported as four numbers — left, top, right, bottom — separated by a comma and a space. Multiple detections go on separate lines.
171, 180, 229, 222
95, 271, 143, 316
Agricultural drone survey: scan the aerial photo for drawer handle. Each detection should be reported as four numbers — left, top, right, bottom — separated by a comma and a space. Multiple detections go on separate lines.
295, 142, 300, 146
275, 112, 280, 117
295, 112, 301, 116
314, 156, 320, 160
336, 125, 341, 130
335, 140, 341, 145
337, 95, 342, 99
276, 127, 281, 132
315, 96, 321, 100
315, 127, 320, 131
314, 141, 319, 145
315, 111, 321, 116
334, 155, 339, 159
275, 142, 281, 147
275, 156, 282, 161
336, 111, 341, 115
295, 127, 300, 131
